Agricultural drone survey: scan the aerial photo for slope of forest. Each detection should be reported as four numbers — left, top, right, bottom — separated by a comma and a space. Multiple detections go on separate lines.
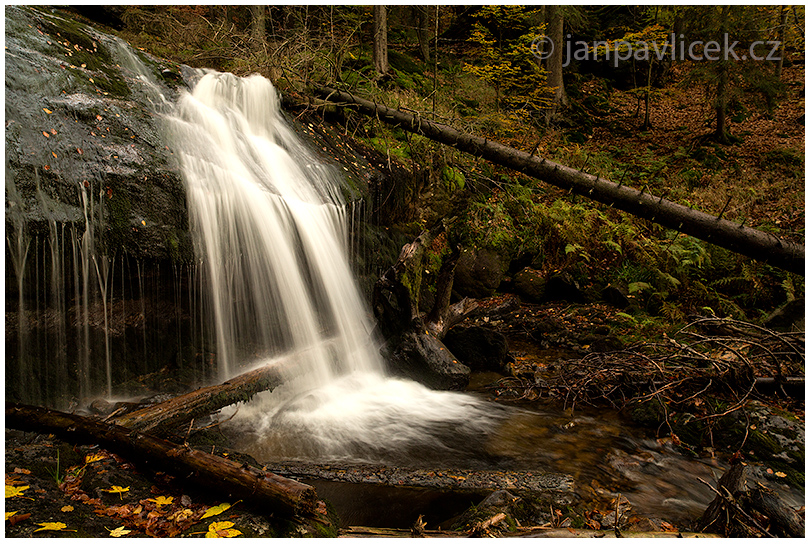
91, 5, 805, 328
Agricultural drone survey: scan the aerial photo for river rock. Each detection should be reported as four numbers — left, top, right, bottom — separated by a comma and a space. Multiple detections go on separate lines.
443, 326, 508, 372
601, 284, 630, 309
545, 272, 586, 303
513, 267, 546, 303
453, 248, 510, 299
385, 330, 470, 390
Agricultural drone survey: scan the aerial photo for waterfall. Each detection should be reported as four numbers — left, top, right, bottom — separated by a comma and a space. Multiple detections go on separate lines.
168, 72, 382, 384
169, 72, 503, 464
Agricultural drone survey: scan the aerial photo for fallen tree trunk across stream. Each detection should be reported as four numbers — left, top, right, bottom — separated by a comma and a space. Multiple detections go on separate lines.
110, 359, 285, 436
5, 402, 318, 518
311, 85, 804, 276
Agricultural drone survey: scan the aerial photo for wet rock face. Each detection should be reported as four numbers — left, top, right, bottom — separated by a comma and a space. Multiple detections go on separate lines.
5, 5, 192, 260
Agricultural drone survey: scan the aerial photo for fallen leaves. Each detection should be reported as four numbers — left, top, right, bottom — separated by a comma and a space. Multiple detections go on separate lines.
103, 485, 130, 500
201, 502, 236, 519
6, 485, 33, 500
84, 452, 106, 464
33, 521, 75, 533
205, 520, 243, 538
146, 495, 174, 507
108, 526, 132, 537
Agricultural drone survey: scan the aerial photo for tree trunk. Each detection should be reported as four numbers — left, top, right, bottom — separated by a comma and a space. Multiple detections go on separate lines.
250, 5, 266, 50
775, 6, 788, 79
544, 6, 568, 110
372, 5, 389, 77
311, 85, 804, 275
111, 359, 286, 436
714, 6, 731, 144
6, 402, 318, 518
413, 6, 431, 63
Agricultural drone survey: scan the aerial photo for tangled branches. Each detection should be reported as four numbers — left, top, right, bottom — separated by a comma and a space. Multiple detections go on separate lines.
492, 317, 804, 418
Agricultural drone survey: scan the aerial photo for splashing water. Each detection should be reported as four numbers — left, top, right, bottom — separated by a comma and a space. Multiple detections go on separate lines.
167, 71, 504, 461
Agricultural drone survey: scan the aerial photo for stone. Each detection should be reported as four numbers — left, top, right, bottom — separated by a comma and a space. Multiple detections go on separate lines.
513, 267, 547, 303
601, 284, 630, 309
453, 248, 510, 299
386, 330, 470, 390
443, 326, 509, 372
545, 272, 586, 303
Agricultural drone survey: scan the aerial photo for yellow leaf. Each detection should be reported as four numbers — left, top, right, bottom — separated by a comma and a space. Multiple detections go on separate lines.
60, 505, 74, 512
146, 495, 174, 506
205, 521, 242, 538
33, 522, 74, 532
85, 453, 105, 464
109, 526, 132, 537
5, 511, 18, 521
201, 501, 238, 519
775, 471, 787, 478
6, 485, 30, 499
43, 108, 52, 114
103, 485, 130, 499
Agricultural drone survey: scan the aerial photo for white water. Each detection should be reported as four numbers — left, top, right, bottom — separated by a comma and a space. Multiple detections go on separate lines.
168, 72, 502, 461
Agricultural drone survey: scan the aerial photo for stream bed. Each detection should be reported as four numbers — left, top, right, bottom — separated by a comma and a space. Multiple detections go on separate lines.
222, 376, 764, 530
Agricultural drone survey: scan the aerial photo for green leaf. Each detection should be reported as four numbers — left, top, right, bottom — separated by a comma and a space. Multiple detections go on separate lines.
628, 281, 652, 294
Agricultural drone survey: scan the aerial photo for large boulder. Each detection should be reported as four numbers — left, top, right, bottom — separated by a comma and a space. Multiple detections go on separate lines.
385, 330, 471, 390
5, 5, 192, 261
443, 326, 508, 373
513, 267, 546, 303
453, 248, 510, 299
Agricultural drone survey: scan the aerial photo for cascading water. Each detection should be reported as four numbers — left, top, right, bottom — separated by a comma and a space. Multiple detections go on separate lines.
167, 71, 504, 463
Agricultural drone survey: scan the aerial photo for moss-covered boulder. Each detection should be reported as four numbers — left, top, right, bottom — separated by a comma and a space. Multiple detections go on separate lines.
453, 247, 510, 299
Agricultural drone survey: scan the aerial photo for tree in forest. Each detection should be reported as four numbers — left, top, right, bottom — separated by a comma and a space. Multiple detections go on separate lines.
594, 21, 671, 129
463, 5, 554, 119
372, 5, 389, 78
677, 5, 788, 143
250, 5, 266, 51
411, 5, 432, 63
541, 5, 568, 110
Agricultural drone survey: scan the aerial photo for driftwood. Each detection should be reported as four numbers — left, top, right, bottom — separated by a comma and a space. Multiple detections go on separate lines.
6, 402, 318, 518
698, 462, 804, 537
312, 85, 803, 275
110, 359, 286, 436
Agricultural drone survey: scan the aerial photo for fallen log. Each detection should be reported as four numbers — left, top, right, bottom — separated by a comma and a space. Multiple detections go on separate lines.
339, 526, 718, 538
6, 402, 317, 518
111, 358, 286, 436
312, 85, 804, 276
